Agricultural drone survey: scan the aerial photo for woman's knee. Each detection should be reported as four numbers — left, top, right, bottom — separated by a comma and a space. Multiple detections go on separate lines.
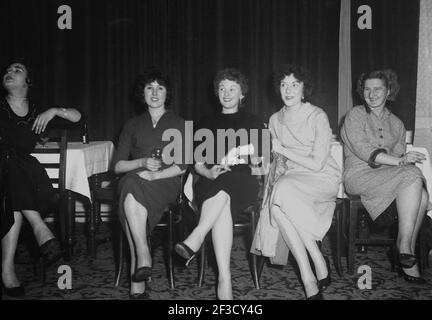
123, 193, 148, 217
205, 190, 230, 206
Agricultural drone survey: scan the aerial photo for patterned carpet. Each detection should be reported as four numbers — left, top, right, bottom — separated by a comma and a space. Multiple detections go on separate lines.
5, 221, 432, 300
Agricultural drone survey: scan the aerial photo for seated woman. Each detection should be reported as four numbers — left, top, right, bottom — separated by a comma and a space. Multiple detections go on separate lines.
252, 64, 340, 300
341, 69, 429, 283
113, 69, 185, 299
175, 68, 265, 300
0, 60, 82, 297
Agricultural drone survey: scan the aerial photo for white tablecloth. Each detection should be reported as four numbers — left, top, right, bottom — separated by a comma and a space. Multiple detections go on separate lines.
33, 141, 114, 201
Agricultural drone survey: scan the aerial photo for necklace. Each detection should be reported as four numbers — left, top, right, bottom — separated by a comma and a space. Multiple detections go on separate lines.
150, 110, 166, 128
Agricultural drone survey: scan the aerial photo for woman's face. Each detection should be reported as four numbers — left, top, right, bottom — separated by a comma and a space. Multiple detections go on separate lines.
143, 80, 167, 109
363, 78, 389, 109
280, 74, 304, 108
3, 63, 28, 90
218, 79, 244, 112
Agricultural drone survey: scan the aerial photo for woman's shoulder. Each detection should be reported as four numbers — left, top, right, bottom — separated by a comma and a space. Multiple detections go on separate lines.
304, 103, 331, 123
240, 110, 264, 127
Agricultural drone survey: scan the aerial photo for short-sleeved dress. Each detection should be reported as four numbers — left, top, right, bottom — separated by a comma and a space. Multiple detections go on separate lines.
0, 98, 55, 238
252, 103, 340, 264
341, 105, 425, 220
114, 110, 186, 233
193, 110, 265, 220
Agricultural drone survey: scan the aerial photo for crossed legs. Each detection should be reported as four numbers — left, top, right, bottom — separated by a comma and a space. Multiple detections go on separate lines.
181, 191, 234, 300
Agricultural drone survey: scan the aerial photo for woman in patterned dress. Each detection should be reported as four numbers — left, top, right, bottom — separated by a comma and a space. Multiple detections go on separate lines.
341, 69, 429, 284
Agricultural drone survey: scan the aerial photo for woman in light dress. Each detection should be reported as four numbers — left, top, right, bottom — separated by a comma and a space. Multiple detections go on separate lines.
253, 64, 340, 300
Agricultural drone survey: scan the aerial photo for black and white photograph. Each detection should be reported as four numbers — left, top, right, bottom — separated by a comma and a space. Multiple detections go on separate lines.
1, 0, 432, 305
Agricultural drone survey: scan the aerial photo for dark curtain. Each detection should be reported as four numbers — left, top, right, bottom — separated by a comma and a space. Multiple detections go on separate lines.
351, 0, 419, 130
1, 0, 341, 142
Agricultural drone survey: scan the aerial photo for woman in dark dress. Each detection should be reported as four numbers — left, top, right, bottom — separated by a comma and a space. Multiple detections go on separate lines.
113, 70, 186, 299
0, 61, 82, 297
175, 68, 265, 300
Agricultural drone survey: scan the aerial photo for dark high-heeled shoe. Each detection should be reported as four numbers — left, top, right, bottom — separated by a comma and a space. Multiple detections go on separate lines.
129, 291, 150, 300
318, 257, 332, 291
39, 238, 63, 267
3, 285, 25, 298
175, 242, 199, 267
398, 266, 427, 284
306, 291, 324, 300
132, 266, 152, 282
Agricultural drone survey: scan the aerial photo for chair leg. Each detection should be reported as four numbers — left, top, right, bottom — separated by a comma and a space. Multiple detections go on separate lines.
250, 212, 260, 290
167, 209, 175, 289
114, 225, 124, 287
88, 200, 100, 258
347, 201, 359, 275
334, 200, 343, 276
198, 242, 206, 287
64, 191, 75, 261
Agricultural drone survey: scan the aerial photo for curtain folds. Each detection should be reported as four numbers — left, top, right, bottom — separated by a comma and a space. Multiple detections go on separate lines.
1, 0, 341, 142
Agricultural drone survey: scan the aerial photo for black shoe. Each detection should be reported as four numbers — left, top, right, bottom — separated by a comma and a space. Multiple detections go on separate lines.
132, 267, 152, 282
306, 291, 324, 300
3, 285, 25, 298
175, 242, 198, 267
129, 291, 150, 300
318, 257, 332, 291
398, 267, 427, 284
39, 238, 63, 267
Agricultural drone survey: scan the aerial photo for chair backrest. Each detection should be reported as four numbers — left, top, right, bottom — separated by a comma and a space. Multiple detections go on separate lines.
32, 128, 68, 192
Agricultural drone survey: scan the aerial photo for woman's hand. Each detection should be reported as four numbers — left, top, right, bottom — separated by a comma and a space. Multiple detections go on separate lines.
399, 151, 426, 165
143, 157, 162, 172
32, 108, 57, 134
207, 165, 230, 180
137, 170, 159, 181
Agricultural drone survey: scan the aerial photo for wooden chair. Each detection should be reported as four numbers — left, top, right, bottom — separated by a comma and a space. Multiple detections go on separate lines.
89, 168, 190, 288
189, 174, 264, 290
32, 128, 77, 262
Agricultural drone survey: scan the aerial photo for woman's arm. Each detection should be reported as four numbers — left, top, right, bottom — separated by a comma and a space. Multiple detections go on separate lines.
194, 162, 229, 180
114, 158, 161, 174
138, 164, 185, 181
32, 107, 82, 134
272, 112, 332, 172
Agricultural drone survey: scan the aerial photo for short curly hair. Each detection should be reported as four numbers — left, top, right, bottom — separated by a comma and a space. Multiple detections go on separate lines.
273, 64, 313, 101
356, 69, 400, 102
133, 68, 173, 106
213, 68, 249, 97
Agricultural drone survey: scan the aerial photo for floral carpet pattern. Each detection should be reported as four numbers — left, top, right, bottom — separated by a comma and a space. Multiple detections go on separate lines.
5, 222, 432, 300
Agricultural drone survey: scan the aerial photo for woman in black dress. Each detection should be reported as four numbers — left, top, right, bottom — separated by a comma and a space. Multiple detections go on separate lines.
175, 68, 265, 300
113, 70, 186, 299
0, 60, 82, 297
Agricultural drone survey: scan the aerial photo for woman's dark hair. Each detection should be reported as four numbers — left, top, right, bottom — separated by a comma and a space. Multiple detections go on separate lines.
356, 69, 400, 102
133, 68, 173, 106
1, 58, 36, 97
213, 68, 249, 98
273, 64, 313, 102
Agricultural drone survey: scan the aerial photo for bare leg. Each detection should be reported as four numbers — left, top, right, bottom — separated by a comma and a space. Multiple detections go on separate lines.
271, 205, 319, 298
396, 182, 428, 277
123, 219, 145, 295
211, 201, 233, 300
183, 191, 230, 252
123, 194, 152, 270
21, 210, 55, 246
1, 212, 23, 287
410, 189, 429, 253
